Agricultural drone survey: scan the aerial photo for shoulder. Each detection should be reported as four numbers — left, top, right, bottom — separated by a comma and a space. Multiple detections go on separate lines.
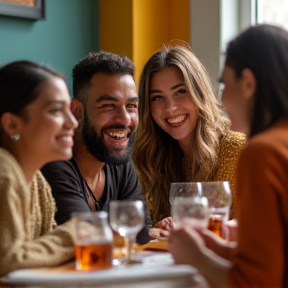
0, 148, 25, 183
41, 159, 78, 180
239, 129, 287, 164
217, 130, 246, 164
219, 130, 246, 152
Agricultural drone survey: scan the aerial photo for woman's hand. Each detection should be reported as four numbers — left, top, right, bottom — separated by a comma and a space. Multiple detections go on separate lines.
148, 217, 174, 238
169, 226, 205, 266
169, 226, 232, 287
154, 217, 174, 230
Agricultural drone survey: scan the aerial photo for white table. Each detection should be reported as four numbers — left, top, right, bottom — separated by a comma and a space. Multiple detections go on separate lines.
0, 252, 207, 288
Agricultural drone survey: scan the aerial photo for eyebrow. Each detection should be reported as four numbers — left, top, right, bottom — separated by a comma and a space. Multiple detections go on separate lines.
149, 82, 186, 94
96, 94, 139, 102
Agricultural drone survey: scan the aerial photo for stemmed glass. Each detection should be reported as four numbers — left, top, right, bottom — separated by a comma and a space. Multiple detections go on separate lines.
170, 181, 231, 238
172, 196, 210, 229
109, 200, 144, 264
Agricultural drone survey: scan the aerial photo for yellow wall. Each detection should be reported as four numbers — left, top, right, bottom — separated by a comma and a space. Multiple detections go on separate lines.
100, 0, 133, 59
100, 0, 190, 84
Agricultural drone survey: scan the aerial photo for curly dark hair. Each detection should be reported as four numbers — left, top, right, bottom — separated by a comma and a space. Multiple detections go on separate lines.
72, 51, 135, 103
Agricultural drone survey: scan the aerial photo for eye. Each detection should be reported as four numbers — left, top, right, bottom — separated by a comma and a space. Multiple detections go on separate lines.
127, 103, 138, 109
151, 95, 162, 102
100, 103, 114, 108
49, 108, 63, 114
176, 88, 187, 95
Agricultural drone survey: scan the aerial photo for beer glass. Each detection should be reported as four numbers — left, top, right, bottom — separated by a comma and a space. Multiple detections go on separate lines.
109, 200, 144, 264
73, 211, 113, 271
172, 196, 210, 228
170, 181, 231, 238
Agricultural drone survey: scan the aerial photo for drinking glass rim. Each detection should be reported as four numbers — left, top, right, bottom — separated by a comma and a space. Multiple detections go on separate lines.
171, 181, 230, 186
109, 200, 143, 206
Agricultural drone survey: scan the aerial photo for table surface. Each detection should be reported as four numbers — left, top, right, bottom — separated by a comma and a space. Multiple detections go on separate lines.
0, 246, 208, 288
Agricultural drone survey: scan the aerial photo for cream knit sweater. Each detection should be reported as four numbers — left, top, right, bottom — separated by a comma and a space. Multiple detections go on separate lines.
0, 148, 74, 277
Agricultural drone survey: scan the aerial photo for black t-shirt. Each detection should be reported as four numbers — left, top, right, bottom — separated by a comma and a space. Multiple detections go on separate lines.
41, 158, 152, 244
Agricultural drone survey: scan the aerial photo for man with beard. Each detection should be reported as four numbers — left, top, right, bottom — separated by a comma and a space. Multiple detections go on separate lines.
41, 51, 157, 244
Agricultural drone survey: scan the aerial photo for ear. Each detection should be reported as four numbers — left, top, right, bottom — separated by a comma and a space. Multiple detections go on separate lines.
241, 68, 256, 100
0, 113, 23, 138
70, 99, 83, 123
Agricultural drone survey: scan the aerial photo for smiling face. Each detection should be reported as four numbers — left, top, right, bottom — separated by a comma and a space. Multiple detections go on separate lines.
149, 66, 199, 146
16, 77, 78, 162
82, 73, 138, 165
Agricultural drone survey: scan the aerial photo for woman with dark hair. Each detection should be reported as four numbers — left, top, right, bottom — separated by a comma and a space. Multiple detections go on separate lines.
169, 24, 288, 287
133, 44, 246, 225
0, 61, 78, 276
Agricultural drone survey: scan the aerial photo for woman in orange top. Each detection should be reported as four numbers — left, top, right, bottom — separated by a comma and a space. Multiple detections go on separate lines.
169, 24, 288, 287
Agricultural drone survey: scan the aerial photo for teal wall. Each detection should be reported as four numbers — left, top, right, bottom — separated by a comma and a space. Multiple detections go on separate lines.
0, 0, 100, 95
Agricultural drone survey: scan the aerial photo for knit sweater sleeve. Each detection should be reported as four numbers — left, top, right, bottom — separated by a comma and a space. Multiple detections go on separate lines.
0, 151, 75, 277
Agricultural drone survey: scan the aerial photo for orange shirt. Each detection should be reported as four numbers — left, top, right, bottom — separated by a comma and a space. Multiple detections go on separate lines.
229, 120, 288, 287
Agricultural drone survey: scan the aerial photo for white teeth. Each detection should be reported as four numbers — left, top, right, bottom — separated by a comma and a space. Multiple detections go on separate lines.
167, 115, 187, 124
109, 132, 126, 137
107, 131, 128, 140
59, 136, 72, 142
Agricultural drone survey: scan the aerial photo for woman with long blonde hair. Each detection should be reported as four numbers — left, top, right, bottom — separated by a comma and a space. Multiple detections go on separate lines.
133, 44, 245, 224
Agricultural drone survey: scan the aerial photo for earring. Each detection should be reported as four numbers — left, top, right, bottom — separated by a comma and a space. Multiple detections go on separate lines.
10, 133, 20, 141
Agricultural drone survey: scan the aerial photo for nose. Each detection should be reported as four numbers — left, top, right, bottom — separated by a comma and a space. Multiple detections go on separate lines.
114, 106, 132, 126
165, 98, 177, 112
65, 109, 78, 130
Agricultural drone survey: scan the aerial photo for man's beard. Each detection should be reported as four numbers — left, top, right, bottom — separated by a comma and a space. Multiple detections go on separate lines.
82, 111, 135, 165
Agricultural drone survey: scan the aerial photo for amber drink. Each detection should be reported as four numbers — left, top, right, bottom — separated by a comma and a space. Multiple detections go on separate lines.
75, 242, 112, 270
207, 208, 228, 238
73, 211, 113, 271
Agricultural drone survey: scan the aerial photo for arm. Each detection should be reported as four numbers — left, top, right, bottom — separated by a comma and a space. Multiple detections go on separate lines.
196, 228, 236, 260
228, 141, 287, 287
169, 227, 232, 287
0, 161, 74, 277
41, 160, 90, 224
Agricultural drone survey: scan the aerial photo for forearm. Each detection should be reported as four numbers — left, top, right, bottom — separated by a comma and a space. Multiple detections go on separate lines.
0, 222, 75, 277
199, 229, 236, 261
210, 240, 236, 260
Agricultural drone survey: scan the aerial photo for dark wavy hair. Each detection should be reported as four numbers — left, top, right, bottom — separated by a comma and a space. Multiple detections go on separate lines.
72, 51, 134, 103
225, 24, 288, 137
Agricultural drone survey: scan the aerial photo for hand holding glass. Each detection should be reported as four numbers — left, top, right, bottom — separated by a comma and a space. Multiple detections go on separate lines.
109, 200, 144, 264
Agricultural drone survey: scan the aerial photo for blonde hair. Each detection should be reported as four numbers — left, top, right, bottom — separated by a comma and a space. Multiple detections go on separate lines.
133, 44, 230, 223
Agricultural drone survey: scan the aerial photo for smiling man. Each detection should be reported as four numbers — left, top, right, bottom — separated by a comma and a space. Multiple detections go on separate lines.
41, 51, 152, 244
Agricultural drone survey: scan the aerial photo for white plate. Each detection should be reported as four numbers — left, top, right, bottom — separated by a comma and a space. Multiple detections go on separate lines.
142, 252, 174, 266
1, 264, 196, 286
156, 236, 168, 241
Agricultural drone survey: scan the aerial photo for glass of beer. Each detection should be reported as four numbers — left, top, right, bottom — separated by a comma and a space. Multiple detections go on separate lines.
73, 211, 113, 271
170, 181, 231, 238
198, 181, 231, 238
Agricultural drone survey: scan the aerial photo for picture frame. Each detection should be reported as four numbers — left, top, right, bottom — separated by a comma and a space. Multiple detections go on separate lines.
0, 0, 45, 20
